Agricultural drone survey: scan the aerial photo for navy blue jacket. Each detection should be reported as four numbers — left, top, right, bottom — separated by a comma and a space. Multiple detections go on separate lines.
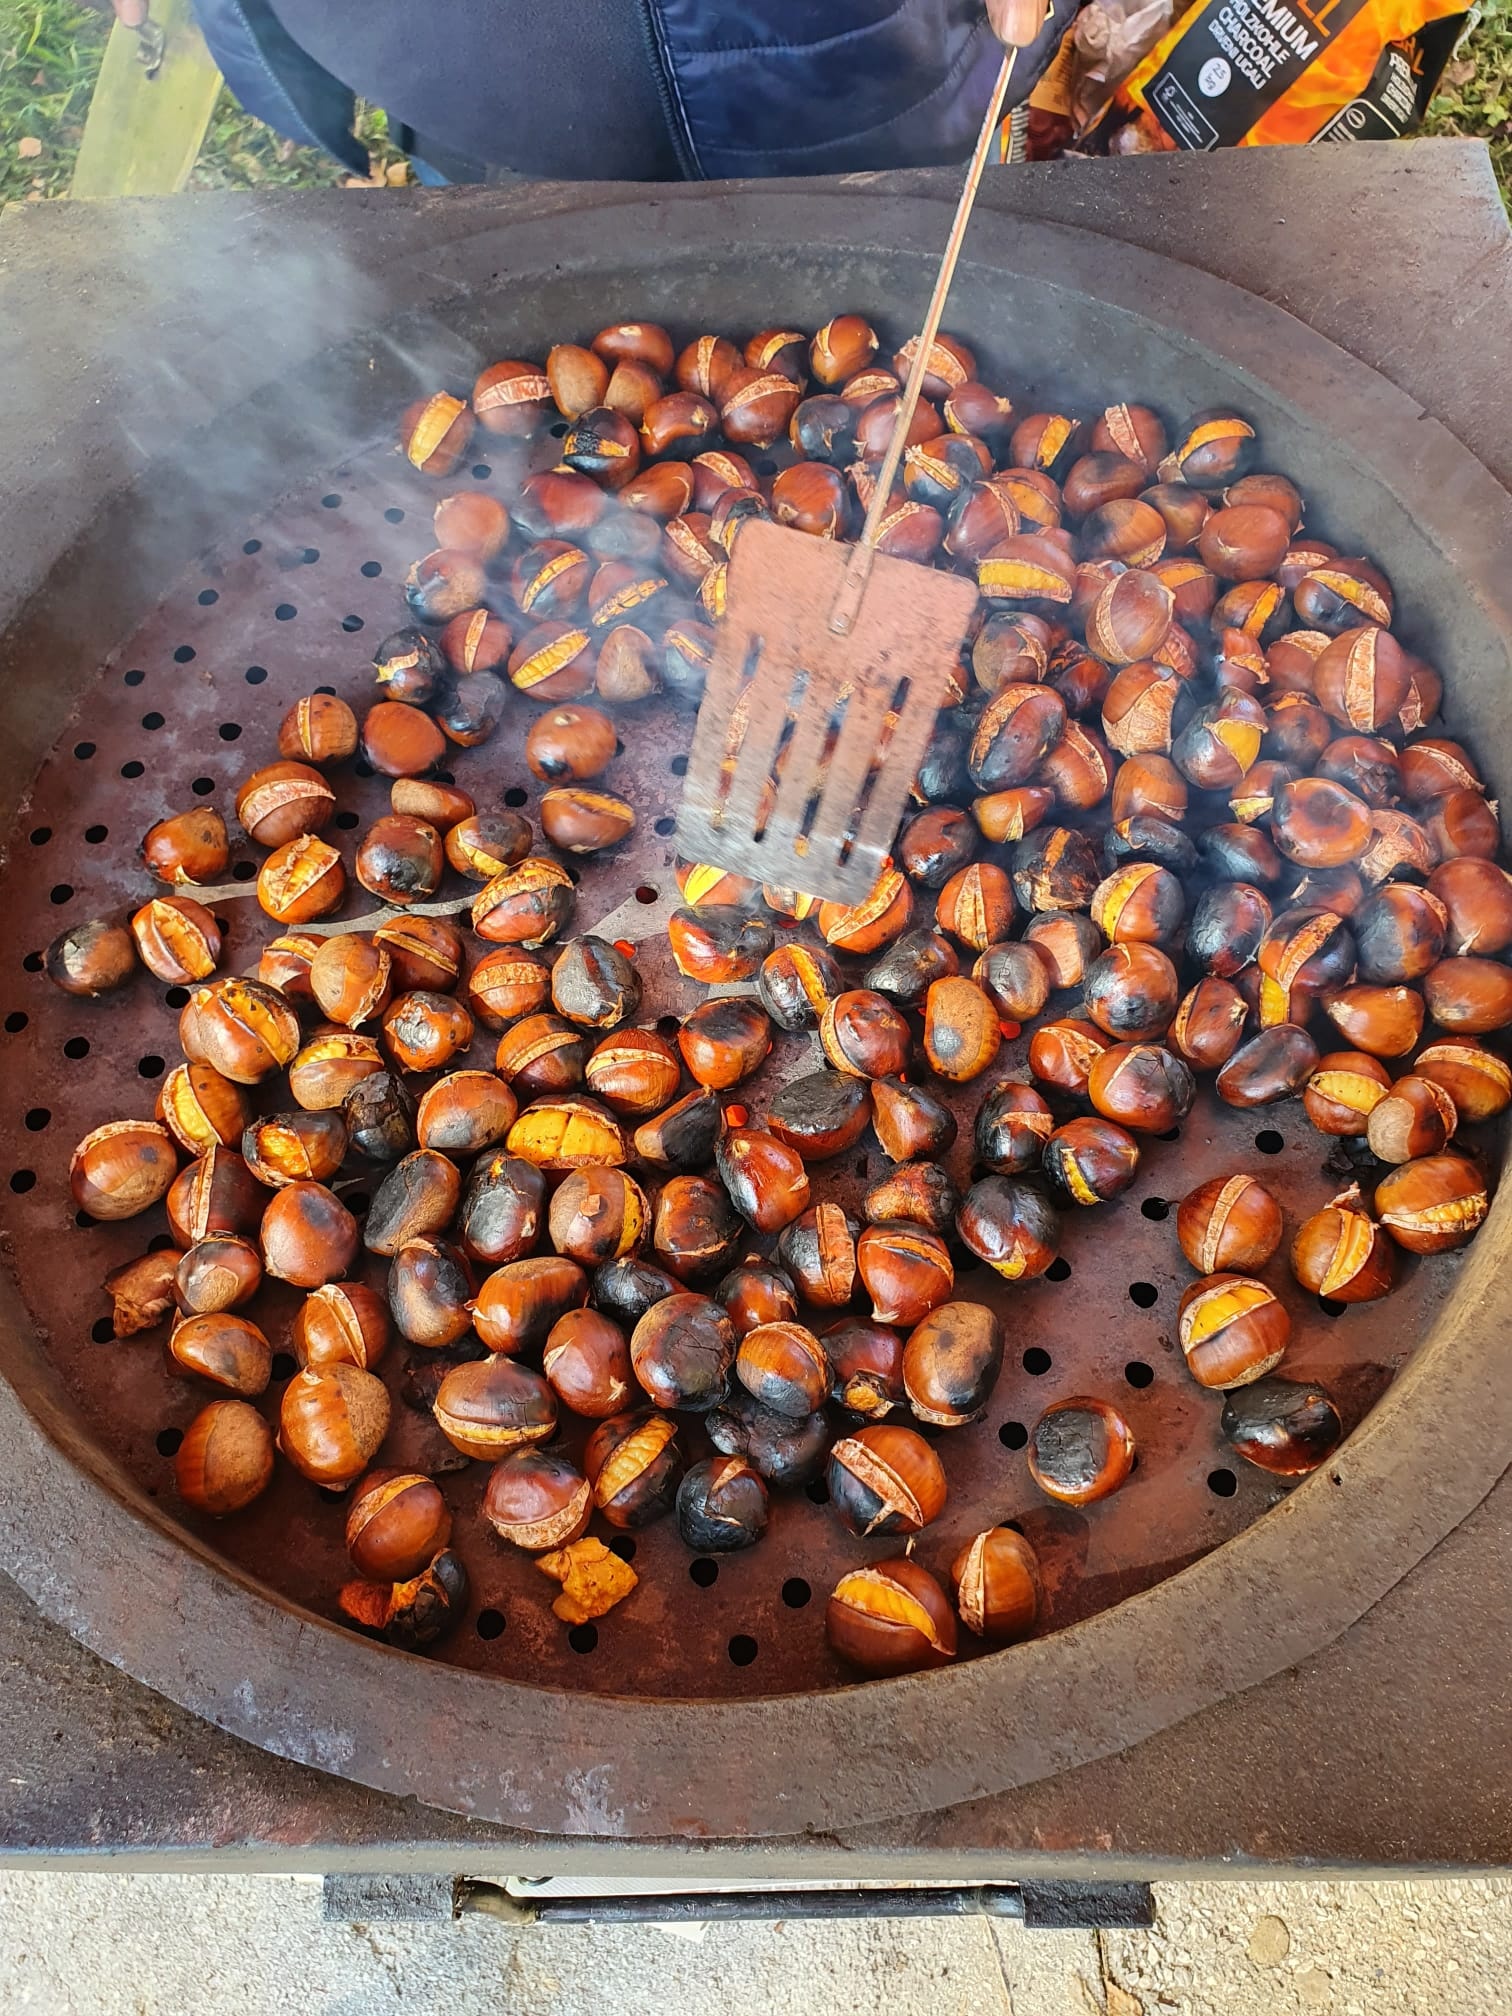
194, 0, 1076, 181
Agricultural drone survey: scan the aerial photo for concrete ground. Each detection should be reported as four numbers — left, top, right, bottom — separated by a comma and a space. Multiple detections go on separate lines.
0, 1874, 1506, 2014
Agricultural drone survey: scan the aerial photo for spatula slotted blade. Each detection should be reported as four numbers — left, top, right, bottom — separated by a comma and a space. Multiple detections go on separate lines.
678, 519, 979, 906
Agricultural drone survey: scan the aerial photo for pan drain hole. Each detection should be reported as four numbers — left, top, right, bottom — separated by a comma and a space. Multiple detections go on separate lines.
76, 743, 97, 761
998, 1421, 1028, 1449
568, 1624, 598, 1653
121, 761, 144, 779
270, 1353, 296, 1381
198, 590, 219, 607
91, 1318, 114, 1343
300, 547, 319, 565
1317, 1295, 1347, 1318
50, 885, 73, 905
689, 1558, 718, 1587
9, 1171, 35, 1193
1155, 1126, 1181, 1143
635, 885, 659, 903
22, 952, 43, 971
1207, 1468, 1238, 1498
361, 561, 383, 578
608, 1535, 636, 1563
137, 1056, 165, 1079
384, 507, 405, 524
781, 1578, 811, 1609
804, 1475, 831, 1505
728, 1634, 758, 1666
353, 760, 375, 780
1255, 1129, 1284, 1155
503, 787, 528, 807
654, 1015, 681, 1038
321, 494, 342, 509
316, 1486, 346, 1504
549, 423, 568, 439
173, 645, 196, 664
243, 539, 261, 555
29, 828, 50, 846
1044, 1257, 1071, 1282
191, 778, 215, 796
274, 605, 297, 622
1022, 1347, 1051, 1374
341, 616, 365, 633
124, 670, 145, 687
231, 863, 256, 883
653, 816, 676, 836
142, 712, 164, 731
475, 1609, 506, 1640
335, 812, 360, 830
73, 1211, 94, 1227
471, 463, 491, 479
155, 1427, 183, 1457
4, 1014, 27, 1032
164, 988, 190, 1009
147, 1233, 175, 1253
1140, 1198, 1169, 1221
344, 1192, 371, 1217
219, 723, 243, 742
63, 1037, 90, 1059
670, 755, 689, 777
245, 666, 268, 685
18, 1099, 44, 1129
1124, 1360, 1154, 1388
84, 825, 107, 843
1128, 1282, 1157, 1308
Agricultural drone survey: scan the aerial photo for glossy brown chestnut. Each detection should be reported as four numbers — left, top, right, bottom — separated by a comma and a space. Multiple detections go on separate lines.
292, 1281, 391, 1370
505, 1095, 629, 1171
483, 1447, 592, 1554
433, 1356, 555, 1462
901, 1301, 1003, 1428
346, 1471, 453, 1581
827, 1557, 956, 1676
494, 1014, 589, 1098
241, 1109, 347, 1189
757, 942, 843, 1032
1178, 1274, 1290, 1388
734, 1321, 829, 1420
1321, 984, 1425, 1060
543, 1307, 635, 1419
778, 1202, 860, 1308
678, 998, 772, 1090
667, 906, 772, 985
142, 805, 230, 886
629, 1292, 735, 1412
584, 1409, 682, 1529
309, 936, 392, 1029
1428, 858, 1512, 958
132, 896, 222, 985
45, 916, 137, 998
1168, 978, 1249, 1072
383, 990, 475, 1074
1028, 1397, 1136, 1505
259, 1180, 358, 1289
279, 692, 359, 767
1413, 1039, 1512, 1124
375, 914, 464, 994
364, 1148, 462, 1255
1043, 1116, 1140, 1207
361, 700, 447, 780
1083, 944, 1180, 1042
458, 1152, 545, 1265
1216, 1023, 1320, 1108
951, 1527, 1041, 1645
472, 1254, 588, 1356
1423, 957, 1512, 1035
764, 1071, 872, 1165
817, 865, 914, 955
631, 1087, 723, 1172
1375, 1154, 1489, 1254
168, 1309, 272, 1396
1177, 1173, 1282, 1275
415, 1071, 518, 1158
467, 947, 552, 1029
1221, 1377, 1344, 1478
1011, 827, 1100, 913
159, 1063, 254, 1156
1303, 1050, 1393, 1135
715, 1264, 799, 1340
165, 1146, 263, 1247
444, 811, 532, 883
1367, 1074, 1458, 1164
857, 1222, 953, 1327
288, 1029, 385, 1112
1087, 1042, 1195, 1134
1291, 1185, 1397, 1302
174, 1399, 275, 1516
827, 1424, 946, 1538
389, 1238, 477, 1348
870, 1077, 958, 1165
824, 1318, 905, 1419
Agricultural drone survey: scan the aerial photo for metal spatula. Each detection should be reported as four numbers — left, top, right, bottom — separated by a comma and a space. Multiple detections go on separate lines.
677, 48, 1020, 906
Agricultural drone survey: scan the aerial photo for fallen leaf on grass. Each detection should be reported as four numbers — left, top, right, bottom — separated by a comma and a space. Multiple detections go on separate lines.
17, 137, 43, 160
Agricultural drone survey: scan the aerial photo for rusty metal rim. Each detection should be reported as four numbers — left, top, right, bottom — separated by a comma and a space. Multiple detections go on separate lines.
0, 187, 1509, 1840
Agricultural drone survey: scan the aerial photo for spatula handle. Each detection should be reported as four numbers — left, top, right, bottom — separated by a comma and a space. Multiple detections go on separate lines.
830, 41, 1019, 637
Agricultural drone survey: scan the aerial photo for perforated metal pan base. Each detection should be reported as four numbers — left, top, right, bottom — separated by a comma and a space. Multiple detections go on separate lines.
0, 430, 1475, 1701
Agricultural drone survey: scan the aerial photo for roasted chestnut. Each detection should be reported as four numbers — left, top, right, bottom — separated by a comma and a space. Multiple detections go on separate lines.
280, 1363, 391, 1486
629, 1291, 735, 1412
1366, 1074, 1458, 1164
259, 1180, 358, 1288
735, 1321, 829, 1418
46, 916, 137, 998
1083, 944, 1180, 1041
170, 1311, 272, 1395
174, 1399, 275, 1516
506, 1095, 629, 1171
667, 906, 771, 984
347, 1471, 453, 1579
707, 1388, 831, 1489
1168, 978, 1249, 1071
1043, 1116, 1140, 1207
952, 1527, 1041, 1644
365, 1148, 462, 1256
778, 1201, 860, 1308
819, 990, 910, 1080
388, 1238, 476, 1348
956, 1175, 1060, 1282
472, 1254, 588, 1355
483, 1446, 592, 1553
292, 1281, 391, 1370
133, 897, 222, 985
166, 1146, 264, 1247
241, 1109, 347, 1189
870, 1077, 957, 1164
1221, 1376, 1344, 1477
343, 1070, 417, 1163
716, 1264, 799, 1339
1291, 1184, 1396, 1301
827, 1557, 956, 1675
1028, 1397, 1135, 1505
827, 1423, 946, 1537
864, 929, 960, 1010
973, 1083, 1055, 1175
1216, 1024, 1320, 1107
1177, 1173, 1282, 1274
1087, 1042, 1195, 1134
1028, 1018, 1113, 1098
824, 1318, 905, 1420
548, 1166, 649, 1266
676, 1454, 770, 1553
584, 1409, 682, 1528
1178, 1274, 1290, 1388
818, 865, 914, 955
309, 936, 392, 1029
922, 974, 1001, 1083
383, 990, 475, 1074
70, 1119, 179, 1221
542, 1307, 635, 1418
1375, 1152, 1489, 1253
857, 1221, 953, 1326
1414, 1038, 1512, 1124
433, 1355, 555, 1461
935, 862, 1016, 952
757, 942, 843, 1032
901, 1301, 1002, 1428
679, 998, 772, 1089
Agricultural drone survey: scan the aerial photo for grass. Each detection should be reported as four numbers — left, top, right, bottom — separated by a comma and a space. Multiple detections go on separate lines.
0, 0, 1507, 207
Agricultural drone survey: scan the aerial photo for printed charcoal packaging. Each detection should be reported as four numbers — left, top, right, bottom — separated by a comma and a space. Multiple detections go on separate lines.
1041, 0, 1474, 152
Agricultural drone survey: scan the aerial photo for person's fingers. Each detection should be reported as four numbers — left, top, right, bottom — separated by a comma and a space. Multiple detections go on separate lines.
985, 0, 1048, 46
113, 0, 150, 26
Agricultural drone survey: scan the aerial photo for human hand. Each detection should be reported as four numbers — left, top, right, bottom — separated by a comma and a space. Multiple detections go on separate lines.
111, 0, 149, 25
985, 0, 1050, 45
